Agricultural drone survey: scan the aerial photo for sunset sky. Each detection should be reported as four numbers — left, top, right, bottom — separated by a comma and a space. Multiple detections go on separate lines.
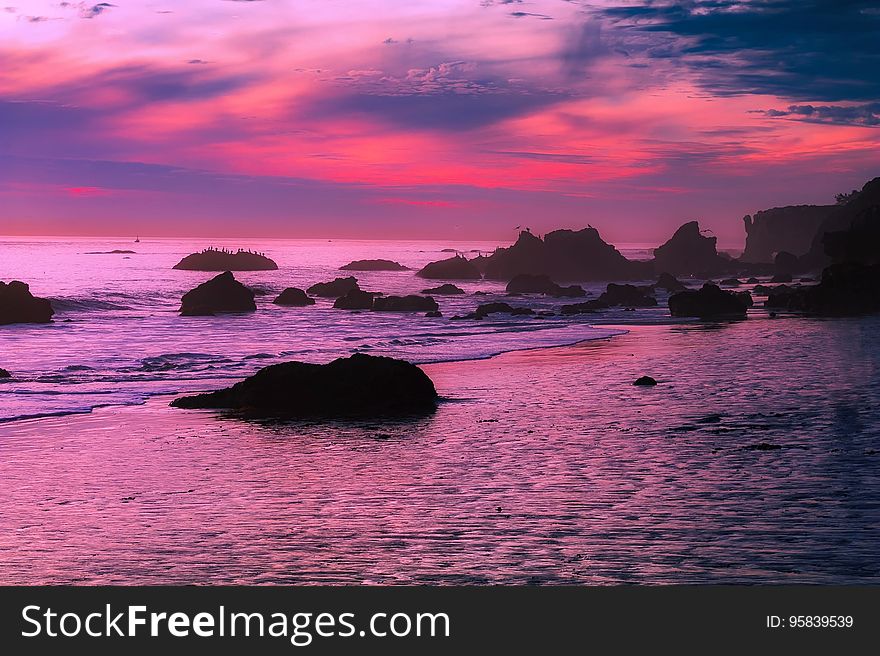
1, 0, 878, 245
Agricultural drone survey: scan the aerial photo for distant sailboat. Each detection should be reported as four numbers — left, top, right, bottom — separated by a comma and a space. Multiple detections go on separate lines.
135, 236, 140, 243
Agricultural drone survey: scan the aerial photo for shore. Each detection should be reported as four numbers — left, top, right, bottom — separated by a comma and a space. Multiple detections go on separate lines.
1, 320, 878, 584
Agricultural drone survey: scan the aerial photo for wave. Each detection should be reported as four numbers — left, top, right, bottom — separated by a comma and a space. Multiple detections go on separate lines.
50, 297, 133, 312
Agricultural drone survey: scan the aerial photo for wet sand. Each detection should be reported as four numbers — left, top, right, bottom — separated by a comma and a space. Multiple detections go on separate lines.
1, 321, 878, 584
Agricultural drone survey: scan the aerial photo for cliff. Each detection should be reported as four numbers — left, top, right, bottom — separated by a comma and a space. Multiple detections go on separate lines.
740, 205, 834, 263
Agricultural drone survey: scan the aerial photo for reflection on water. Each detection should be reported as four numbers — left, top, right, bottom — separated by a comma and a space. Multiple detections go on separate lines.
0, 320, 877, 584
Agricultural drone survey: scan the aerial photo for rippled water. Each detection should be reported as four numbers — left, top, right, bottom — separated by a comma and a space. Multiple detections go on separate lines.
0, 318, 878, 585
1, 236, 650, 422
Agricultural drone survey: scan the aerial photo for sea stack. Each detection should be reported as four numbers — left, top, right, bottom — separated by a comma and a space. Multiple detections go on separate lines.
416, 255, 483, 280
179, 271, 257, 316
0, 280, 54, 325
173, 248, 278, 271
171, 353, 438, 417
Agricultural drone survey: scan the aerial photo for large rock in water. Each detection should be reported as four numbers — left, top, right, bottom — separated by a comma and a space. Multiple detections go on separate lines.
652, 221, 731, 276
173, 248, 278, 271
654, 272, 687, 293
340, 259, 408, 271
273, 288, 315, 306
0, 368, 10, 378
179, 271, 256, 316
333, 289, 377, 310
0, 280, 54, 325
170, 353, 437, 417
307, 276, 359, 297
416, 256, 482, 280
766, 262, 880, 316
598, 283, 657, 307
372, 295, 438, 312
421, 283, 465, 295
505, 274, 586, 297
483, 229, 650, 281
668, 283, 752, 318
740, 205, 834, 263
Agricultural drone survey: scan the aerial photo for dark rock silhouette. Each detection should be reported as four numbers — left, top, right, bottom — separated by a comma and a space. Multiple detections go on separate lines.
273, 288, 315, 306
505, 273, 586, 297
372, 295, 439, 312
770, 272, 793, 283
598, 283, 657, 307
652, 221, 730, 276
453, 302, 535, 319
171, 353, 437, 417
746, 277, 760, 284
173, 248, 278, 271
179, 271, 256, 316
333, 289, 377, 310
765, 262, 880, 316
633, 376, 657, 386
804, 177, 880, 267
425, 310, 442, 318
484, 229, 649, 281
0, 280, 54, 325
668, 283, 752, 318
560, 300, 610, 315
416, 255, 482, 280
721, 278, 742, 286
655, 272, 687, 292
0, 368, 10, 378
741, 205, 834, 263
307, 276, 359, 297
774, 251, 800, 274
340, 259, 408, 271
86, 249, 136, 254
421, 283, 465, 295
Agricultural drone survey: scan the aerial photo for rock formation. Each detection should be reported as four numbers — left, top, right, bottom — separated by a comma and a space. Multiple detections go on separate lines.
179, 271, 256, 316
333, 289, 377, 310
740, 205, 834, 263
505, 274, 586, 297
173, 248, 278, 271
483, 229, 650, 281
652, 221, 730, 276
372, 295, 439, 312
416, 256, 483, 280
307, 276, 360, 297
654, 272, 687, 293
0, 280, 54, 325
0, 368, 10, 378
668, 283, 752, 318
764, 262, 880, 316
273, 288, 315, 306
340, 259, 408, 271
560, 300, 610, 315
421, 283, 465, 295
170, 353, 437, 417
598, 283, 657, 307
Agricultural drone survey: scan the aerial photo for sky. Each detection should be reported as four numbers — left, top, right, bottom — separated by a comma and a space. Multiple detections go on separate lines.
1, 0, 878, 246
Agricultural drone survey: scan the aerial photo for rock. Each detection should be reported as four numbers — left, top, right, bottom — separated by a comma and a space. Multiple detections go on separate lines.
633, 376, 657, 386
0, 368, 10, 378
668, 283, 752, 318
425, 310, 442, 318
720, 278, 742, 286
307, 276, 360, 297
774, 250, 800, 274
421, 283, 465, 295
741, 205, 834, 263
0, 280, 55, 324
484, 229, 650, 281
598, 283, 657, 307
85, 249, 136, 254
272, 287, 315, 306
652, 221, 731, 276
457, 302, 535, 319
171, 353, 437, 417
764, 285, 804, 310
800, 277, 815, 283
340, 259, 408, 271
801, 262, 880, 316
747, 277, 760, 284
803, 176, 880, 267
179, 271, 256, 316
770, 272, 793, 283
416, 255, 482, 280
505, 273, 586, 297
372, 295, 439, 312
655, 272, 687, 292
560, 300, 610, 315
173, 248, 278, 271
333, 289, 377, 310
